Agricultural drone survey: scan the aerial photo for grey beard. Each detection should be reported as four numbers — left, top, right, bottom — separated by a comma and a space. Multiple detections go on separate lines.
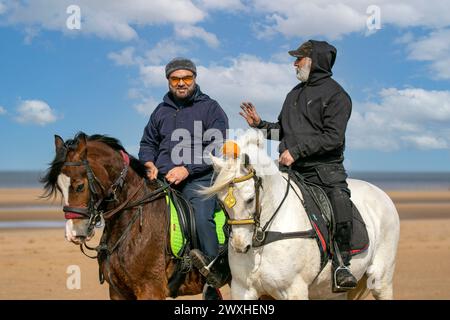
296, 66, 310, 82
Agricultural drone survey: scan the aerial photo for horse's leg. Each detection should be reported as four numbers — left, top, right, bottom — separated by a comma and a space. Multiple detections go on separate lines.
109, 285, 133, 300
135, 291, 166, 300
367, 224, 398, 300
278, 276, 309, 300
133, 282, 167, 300
368, 263, 395, 300
230, 279, 259, 300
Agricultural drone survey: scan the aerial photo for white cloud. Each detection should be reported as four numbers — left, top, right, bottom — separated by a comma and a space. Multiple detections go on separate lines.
253, 1, 365, 40
139, 65, 167, 88
145, 40, 188, 65
251, 0, 450, 39
108, 40, 188, 69
196, 0, 245, 11
15, 100, 58, 126
133, 97, 160, 116
197, 55, 295, 121
108, 47, 139, 66
174, 25, 220, 48
1, 0, 205, 41
0, 1, 6, 15
348, 88, 450, 151
0, 106, 6, 115
404, 28, 450, 80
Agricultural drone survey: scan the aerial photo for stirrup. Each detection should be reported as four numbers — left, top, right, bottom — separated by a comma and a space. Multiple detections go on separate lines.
332, 266, 357, 292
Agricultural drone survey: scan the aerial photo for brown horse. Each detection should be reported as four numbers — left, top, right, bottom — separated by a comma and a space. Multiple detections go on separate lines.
41, 132, 205, 299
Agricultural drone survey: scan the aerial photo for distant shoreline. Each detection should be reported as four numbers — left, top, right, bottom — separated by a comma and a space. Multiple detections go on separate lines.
1, 170, 450, 191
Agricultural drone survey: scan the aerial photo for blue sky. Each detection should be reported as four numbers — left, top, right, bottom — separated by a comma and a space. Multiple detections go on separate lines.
0, 0, 449, 172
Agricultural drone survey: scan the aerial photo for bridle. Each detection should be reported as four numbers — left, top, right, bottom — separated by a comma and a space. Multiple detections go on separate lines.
62, 150, 131, 236
224, 165, 292, 246
225, 168, 261, 226
62, 148, 170, 264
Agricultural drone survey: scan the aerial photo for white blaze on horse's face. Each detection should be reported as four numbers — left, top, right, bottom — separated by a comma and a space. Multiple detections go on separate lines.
57, 173, 70, 206
58, 173, 94, 244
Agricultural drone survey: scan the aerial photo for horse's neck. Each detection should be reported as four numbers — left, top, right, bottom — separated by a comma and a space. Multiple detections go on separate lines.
259, 171, 310, 231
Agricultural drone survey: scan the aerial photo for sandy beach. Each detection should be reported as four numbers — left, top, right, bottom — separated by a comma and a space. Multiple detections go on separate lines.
1, 188, 449, 300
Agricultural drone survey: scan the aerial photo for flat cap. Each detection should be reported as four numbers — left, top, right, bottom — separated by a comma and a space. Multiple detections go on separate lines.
288, 41, 313, 58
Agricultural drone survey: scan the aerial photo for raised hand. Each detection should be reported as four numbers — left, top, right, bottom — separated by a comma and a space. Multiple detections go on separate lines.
239, 102, 261, 128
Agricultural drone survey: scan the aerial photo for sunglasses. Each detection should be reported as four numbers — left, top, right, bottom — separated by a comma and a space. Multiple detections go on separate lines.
169, 75, 195, 86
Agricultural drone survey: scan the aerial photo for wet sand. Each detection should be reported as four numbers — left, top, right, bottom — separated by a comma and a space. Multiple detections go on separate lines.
0, 188, 449, 300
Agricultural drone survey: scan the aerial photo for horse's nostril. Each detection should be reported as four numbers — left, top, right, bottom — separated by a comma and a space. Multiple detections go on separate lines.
244, 245, 251, 253
73, 235, 86, 243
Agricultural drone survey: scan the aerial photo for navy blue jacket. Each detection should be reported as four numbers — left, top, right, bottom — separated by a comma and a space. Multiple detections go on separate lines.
139, 86, 229, 176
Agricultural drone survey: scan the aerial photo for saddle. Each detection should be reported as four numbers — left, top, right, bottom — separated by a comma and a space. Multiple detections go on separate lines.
165, 187, 228, 297
288, 171, 369, 270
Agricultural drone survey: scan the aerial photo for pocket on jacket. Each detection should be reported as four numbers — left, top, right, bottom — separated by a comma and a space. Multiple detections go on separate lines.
315, 164, 347, 186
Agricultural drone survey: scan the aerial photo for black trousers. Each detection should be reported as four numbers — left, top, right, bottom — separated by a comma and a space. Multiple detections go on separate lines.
293, 163, 353, 265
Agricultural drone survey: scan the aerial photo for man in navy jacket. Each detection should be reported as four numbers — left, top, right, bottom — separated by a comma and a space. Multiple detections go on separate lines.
139, 57, 229, 299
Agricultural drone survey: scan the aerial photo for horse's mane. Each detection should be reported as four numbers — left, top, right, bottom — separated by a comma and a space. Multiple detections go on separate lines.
40, 132, 147, 199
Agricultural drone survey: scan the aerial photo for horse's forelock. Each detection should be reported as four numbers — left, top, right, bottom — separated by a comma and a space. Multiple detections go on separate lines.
200, 164, 238, 197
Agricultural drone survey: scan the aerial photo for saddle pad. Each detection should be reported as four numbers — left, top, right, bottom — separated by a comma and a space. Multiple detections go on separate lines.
167, 194, 227, 258
289, 172, 370, 267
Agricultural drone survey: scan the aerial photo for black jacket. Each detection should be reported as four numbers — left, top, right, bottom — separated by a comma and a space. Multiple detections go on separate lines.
257, 40, 352, 167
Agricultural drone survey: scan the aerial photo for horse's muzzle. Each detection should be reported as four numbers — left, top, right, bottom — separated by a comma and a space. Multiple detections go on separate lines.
232, 244, 251, 254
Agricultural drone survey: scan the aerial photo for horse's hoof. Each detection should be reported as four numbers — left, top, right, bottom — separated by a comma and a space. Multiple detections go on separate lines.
202, 284, 223, 300
190, 249, 229, 288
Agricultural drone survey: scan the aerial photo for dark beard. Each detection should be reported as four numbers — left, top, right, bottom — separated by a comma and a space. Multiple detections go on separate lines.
170, 85, 197, 105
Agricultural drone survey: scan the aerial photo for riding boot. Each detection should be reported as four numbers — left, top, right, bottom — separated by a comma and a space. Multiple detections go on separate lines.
332, 221, 357, 292
190, 248, 231, 289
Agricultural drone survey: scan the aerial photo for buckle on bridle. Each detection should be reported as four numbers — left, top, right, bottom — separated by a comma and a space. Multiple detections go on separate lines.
254, 227, 265, 243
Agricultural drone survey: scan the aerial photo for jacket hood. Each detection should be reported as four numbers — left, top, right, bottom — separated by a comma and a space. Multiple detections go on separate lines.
307, 40, 337, 85
163, 84, 208, 109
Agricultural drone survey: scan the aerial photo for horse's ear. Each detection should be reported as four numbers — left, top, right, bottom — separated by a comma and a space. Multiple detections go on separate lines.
210, 154, 226, 171
54, 135, 65, 152
243, 153, 250, 167
242, 153, 253, 171
75, 134, 87, 159
255, 129, 265, 148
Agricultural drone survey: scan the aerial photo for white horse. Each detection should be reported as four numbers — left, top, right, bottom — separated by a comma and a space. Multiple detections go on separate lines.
202, 129, 400, 300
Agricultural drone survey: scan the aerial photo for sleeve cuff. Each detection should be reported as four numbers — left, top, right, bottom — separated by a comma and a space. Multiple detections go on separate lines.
255, 120, 266, 129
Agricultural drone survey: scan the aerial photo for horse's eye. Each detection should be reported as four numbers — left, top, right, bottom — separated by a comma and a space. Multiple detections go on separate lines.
75, 184, 85, 193
246, 197, 255, 205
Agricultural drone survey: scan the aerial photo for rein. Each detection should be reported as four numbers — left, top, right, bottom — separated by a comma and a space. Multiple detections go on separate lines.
79, 180, 170, 260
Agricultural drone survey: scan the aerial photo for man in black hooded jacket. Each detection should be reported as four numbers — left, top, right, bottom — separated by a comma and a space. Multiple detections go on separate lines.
240, 40, 357, 291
